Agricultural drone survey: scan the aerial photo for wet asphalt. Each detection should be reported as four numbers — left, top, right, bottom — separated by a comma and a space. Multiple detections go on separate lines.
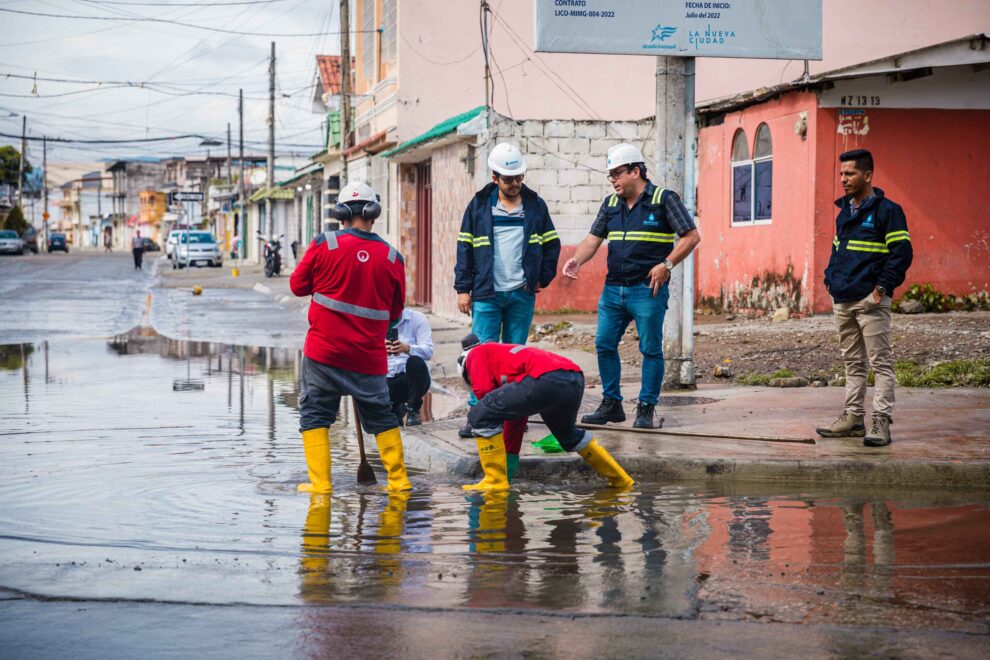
1, 252, 988, 659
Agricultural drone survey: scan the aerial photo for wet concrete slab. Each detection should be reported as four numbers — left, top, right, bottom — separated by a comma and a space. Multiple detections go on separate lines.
404, 384, 990, 490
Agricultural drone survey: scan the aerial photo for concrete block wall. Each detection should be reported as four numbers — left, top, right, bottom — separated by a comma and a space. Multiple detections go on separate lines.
431, 142, 476, 320
397, 164, 418, 303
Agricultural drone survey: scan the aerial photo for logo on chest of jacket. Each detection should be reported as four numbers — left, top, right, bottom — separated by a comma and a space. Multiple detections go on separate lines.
861, 213, 875, 229
644, 213, 659, 227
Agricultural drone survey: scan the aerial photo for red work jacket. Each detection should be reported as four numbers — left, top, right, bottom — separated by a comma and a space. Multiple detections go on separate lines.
465, 343, 581, 400
290, 228, 405, 375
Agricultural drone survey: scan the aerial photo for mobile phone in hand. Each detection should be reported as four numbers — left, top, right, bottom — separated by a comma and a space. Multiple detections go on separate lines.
386, 328, 399, 343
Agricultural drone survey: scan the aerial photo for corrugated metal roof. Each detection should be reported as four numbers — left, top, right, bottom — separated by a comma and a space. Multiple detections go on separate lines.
248, 187, 294, 203
380, 106, 485, 159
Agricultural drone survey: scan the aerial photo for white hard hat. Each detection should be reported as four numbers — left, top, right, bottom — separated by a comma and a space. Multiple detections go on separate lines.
488, 143, 527, 176
337, 181, 379, 204
606, 143, 646, 170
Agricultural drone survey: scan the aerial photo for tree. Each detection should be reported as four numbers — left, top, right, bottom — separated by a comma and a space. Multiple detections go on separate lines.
3, 205, 28, 234
0, 145, 32, 188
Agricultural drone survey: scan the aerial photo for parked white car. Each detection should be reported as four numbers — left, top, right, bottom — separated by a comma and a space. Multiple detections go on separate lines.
172, 231, 222, 268
0, 229, 24, 255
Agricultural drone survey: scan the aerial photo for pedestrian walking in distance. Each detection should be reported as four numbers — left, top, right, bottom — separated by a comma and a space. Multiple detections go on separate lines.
457, 333, 634, 490
454, 142, 560, 438
562, 143, 701, 429
289, 181, 412, 494
817, 149, 912, 447
131, 230, 144, 269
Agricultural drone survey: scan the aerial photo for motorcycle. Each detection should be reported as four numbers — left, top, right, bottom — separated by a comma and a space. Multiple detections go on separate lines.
259, 233, 284, 278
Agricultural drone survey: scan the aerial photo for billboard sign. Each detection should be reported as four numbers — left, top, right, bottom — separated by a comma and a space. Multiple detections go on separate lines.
535, 0, 822, 60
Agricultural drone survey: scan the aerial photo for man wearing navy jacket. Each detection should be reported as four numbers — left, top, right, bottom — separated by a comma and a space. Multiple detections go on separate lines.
818, 149, 913, 447
454, 142, 561, 438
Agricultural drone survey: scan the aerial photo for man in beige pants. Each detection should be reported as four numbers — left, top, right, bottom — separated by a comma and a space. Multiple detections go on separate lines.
817, 149, 913, 446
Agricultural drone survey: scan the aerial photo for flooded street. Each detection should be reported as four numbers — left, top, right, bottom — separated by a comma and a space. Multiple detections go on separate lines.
1, 255, 988, 658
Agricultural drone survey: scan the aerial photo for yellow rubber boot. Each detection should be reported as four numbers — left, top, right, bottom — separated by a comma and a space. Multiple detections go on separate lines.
299, 495, 331, 602
376, 491, 410, 555
463, 433, 510, 492
474, 490, 509, 553
374, 427, 412, 492
298, 428, 332, 494
578, 438, 634, 488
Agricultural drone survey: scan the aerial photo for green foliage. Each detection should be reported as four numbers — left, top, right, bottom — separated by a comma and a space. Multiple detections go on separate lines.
893, 283, 990, 313
736, 368, 795, 386
2, 205, 28, 233
895, 359, 990, 388
0, 145, 31, 187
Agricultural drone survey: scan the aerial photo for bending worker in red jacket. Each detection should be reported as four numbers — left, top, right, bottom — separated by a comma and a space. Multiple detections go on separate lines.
458, 333, 634, 490
289, 182, 411, 493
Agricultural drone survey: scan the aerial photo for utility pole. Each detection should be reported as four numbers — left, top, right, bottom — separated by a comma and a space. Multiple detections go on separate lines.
17, 116, 26, 210
339, 0, 351, 184
481, 0, 490, 130
239, 88, 246, 263
226, 122, 232, 185
265, 41, 275, 236
655, 55, 697, 389
42, 135, 48, 245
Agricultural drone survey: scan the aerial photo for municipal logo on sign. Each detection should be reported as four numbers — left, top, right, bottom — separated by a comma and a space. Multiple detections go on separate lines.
357, 250, 370, 263
652, 25, 676, 41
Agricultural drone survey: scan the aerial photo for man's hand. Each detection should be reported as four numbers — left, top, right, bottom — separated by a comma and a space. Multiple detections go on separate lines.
386, 341, 410, 355
457, 292, 472, 315
647, 263, 671, 296
562, 257, 580, 279
871, 286, 883, 304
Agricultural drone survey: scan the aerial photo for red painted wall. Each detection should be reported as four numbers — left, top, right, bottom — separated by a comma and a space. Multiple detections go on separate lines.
534, 246, 606, 313
698, 95, 990, 315
815, 107, 990, 307
696, 92, 821, 313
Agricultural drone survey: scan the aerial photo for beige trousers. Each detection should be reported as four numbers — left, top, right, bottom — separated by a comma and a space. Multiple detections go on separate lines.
833, 294, 895, 418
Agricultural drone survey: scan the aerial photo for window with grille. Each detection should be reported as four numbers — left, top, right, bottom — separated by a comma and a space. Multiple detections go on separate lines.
361, 0, 376, 84
731, 124, 773, 225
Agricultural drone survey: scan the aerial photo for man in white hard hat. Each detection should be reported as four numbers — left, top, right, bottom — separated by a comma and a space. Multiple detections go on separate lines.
562, 143, 701, 429
289, 181, 413, 494
454, 142, 561, 438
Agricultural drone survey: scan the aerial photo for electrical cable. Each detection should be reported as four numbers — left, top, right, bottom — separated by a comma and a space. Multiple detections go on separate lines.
0, 7, 379, 38
78, 0, 291, 6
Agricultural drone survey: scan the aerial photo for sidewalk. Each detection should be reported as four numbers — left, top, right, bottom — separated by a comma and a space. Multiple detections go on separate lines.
154, 258, 990, 490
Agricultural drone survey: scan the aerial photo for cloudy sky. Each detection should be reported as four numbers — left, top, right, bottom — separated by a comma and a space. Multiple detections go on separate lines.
0, 0, 340, 168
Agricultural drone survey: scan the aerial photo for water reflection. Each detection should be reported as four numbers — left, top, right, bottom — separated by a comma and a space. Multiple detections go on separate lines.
1, 335, 988, 635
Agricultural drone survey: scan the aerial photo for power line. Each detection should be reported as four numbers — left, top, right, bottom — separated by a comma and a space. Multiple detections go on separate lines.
0, 7, 380, 38
78, 0, 290, 6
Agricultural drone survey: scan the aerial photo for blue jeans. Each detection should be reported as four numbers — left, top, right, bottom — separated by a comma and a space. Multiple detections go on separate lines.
471, 288, 535, 345
468, 288, 536, 406
595, 282, 669, 405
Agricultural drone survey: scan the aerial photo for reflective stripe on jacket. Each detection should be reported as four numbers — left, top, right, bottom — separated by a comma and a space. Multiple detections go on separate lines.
824, 187, 913, 303
593, 183, 677, 286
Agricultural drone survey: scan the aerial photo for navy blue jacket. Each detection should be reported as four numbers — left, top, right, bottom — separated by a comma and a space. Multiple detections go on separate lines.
824, 188, 913, 303
454, 183, 561, 300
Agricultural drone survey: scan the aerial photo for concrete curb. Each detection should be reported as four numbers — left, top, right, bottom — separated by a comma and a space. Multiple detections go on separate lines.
399, 422, 990, 490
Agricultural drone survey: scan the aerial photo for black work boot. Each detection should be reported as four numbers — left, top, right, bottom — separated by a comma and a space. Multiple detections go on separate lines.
633, 401, 657, 429
458, 421, 474, 438
581, 398, 625, 425
406, 409, 422, 426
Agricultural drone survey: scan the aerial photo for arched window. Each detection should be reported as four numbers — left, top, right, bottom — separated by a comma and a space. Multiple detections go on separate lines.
731, 129, 751, 224
731, 124, 773, 225
753, 123, 773, 221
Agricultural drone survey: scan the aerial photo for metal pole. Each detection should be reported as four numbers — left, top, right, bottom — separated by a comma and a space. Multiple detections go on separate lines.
680, 57, 697, 387
655, 56, 687, 388
42, 135, 48, 247
17, 116, 26, 210
266, 41, 275, 235
239, 88, 246, 265
339, 0, 351, 184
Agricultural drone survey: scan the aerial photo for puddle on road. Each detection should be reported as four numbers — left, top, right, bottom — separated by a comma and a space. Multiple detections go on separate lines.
1, 332, 988, 634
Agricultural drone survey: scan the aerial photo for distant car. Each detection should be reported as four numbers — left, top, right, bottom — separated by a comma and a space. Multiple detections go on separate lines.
21, 226, 38, 254
0, 229, 24, 255
141, 237, 161, 252
172, 231, 222, 268
47, 232, 69, 253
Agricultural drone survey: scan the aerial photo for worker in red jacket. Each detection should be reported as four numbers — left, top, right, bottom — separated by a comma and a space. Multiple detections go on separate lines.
289, 182, 411, 494
457, 333, 634, 490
